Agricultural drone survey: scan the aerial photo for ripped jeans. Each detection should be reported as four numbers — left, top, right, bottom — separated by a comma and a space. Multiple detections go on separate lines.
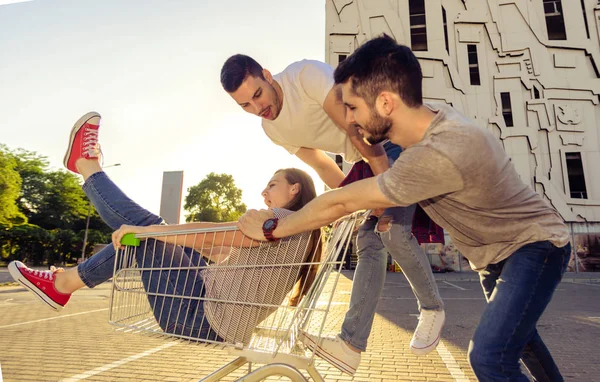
340, 209, 443, 351
338, 141, 444, 351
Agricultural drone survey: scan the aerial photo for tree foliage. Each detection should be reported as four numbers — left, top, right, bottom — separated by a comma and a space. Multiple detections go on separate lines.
30, 171, 90, 230
7, 147, 89, 229
0, 145, 112, 265
0, 148, 26, 226
184, 172, 247, 222
1, 223, 51, 265
8, 146, 49, 220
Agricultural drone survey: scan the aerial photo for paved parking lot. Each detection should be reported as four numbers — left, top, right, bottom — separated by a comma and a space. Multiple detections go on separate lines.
1, 271, 599, 381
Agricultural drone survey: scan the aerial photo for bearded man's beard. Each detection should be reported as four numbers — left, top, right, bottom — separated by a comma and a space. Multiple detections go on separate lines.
365, 110, 392, 145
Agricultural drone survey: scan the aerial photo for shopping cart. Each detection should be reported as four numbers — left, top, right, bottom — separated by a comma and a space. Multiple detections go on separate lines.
108, 212, 363, 381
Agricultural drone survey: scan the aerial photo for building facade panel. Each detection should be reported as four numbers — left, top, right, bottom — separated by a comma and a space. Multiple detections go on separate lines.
326, 0, 600, 271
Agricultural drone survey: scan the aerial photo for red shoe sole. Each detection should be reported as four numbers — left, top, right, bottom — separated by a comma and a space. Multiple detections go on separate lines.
8, 262, 63, 312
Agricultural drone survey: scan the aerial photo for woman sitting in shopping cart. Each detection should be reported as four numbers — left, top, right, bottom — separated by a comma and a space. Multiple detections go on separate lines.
9, 112, 323, 345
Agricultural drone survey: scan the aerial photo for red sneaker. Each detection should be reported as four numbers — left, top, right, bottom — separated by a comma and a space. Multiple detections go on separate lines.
8, 261, 71, 311
63, 112, 101, 174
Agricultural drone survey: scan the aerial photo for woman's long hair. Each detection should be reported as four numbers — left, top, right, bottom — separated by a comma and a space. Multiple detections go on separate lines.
276, 168, 323, 306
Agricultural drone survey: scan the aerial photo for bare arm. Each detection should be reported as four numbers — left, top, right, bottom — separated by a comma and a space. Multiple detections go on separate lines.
111, 218, 272, 251
295, 147, 345, 189
238, 177, 397, 240
199, 246, 233, 264
322, 85, 389, 175
239, 146, 465, 241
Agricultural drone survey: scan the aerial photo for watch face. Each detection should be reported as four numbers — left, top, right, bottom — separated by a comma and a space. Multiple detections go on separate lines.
263, 219, 275, 230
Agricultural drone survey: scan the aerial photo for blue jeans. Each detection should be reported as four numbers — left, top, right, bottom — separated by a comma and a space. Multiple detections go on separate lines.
469, 241, 570, 381
340, 142, 443, 351
77, 172, 219, 340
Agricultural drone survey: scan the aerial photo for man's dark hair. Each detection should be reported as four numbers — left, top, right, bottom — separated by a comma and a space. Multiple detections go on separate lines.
334, 34, 423, 108
220, 54, 265, 92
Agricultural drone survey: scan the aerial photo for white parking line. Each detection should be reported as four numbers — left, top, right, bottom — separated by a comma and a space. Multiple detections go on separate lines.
315, 301, 349, 307
437, 341, 470, 382
441, 298, 484, 300
443, 281, 468, 291
564, 281, 600, 287
0, 308, 108, 329
59, 341, 178, 381
381, 297, 484, 300
386, 281, 409, 286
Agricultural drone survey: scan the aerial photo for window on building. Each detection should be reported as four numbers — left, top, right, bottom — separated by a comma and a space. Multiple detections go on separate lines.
338, 54, 347, 64
467, 44, 481, 86
533, 86, 541, 99
409, 0, 428, 51
442, 6, 449, 54
335, 155, 344, 171
500, 92, 513, 127
543, 0, 567, 40
566, 152, 588, 199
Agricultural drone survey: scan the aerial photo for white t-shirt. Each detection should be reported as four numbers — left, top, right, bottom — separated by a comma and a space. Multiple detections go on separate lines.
261, 60, 363, 164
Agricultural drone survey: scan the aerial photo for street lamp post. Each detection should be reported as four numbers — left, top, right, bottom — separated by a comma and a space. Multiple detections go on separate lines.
81, 163, 121, 262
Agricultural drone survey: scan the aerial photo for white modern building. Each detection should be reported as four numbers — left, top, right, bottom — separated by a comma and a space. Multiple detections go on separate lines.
326, 0, 600, 271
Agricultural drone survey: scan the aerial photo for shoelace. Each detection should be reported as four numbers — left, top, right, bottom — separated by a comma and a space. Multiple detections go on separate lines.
82, 128, 99, 156
414, 312, 436, 340
26, 268, 54, 281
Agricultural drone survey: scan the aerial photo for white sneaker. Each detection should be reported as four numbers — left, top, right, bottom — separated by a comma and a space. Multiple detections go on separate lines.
300, 332, 361, 375
410, 309, 445, 355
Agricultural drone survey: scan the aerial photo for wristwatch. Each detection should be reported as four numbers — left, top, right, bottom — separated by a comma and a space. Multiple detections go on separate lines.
262, 218, 280, 242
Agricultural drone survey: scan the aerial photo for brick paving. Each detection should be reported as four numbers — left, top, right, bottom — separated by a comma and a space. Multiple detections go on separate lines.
1, 271, 599, 381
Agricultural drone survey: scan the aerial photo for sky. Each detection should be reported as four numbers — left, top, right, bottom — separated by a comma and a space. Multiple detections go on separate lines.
0, 0, 328, 222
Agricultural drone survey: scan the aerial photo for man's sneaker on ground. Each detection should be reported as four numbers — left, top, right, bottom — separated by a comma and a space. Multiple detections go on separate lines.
300, 331, 360, 375
63, 111, 101, 174
8, 261, 71, 311
410, 309, 445, 355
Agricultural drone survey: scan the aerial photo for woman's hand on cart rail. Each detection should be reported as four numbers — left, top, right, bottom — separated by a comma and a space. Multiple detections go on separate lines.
112, 221, 263, 251
112, 224, 147, 250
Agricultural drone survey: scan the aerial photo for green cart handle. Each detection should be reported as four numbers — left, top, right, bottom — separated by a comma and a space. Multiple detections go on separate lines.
120, 233, 141, 247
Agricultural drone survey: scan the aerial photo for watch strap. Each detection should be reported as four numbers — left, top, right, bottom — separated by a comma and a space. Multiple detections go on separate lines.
262, 218, 280, 242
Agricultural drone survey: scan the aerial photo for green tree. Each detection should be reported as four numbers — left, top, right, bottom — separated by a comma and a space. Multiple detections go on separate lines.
184, 172, 247, 222
7, 147, 49, 220
0, 149, 26, 226
30, 171, 90, 230
0, 145, 113, 265
74, 228, 111, 264
0, 223, 15, 261
47, 228, 78, 266
6, 147, 98, 230
5, 223, 51, 265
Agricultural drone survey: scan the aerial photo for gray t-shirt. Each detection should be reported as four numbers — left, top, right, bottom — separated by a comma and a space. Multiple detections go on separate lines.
203, 208, 312, 344
377, 103, 570, 271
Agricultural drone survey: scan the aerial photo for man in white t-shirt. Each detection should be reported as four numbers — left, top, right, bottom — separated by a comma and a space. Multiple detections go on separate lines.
220, 55, 445, 374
